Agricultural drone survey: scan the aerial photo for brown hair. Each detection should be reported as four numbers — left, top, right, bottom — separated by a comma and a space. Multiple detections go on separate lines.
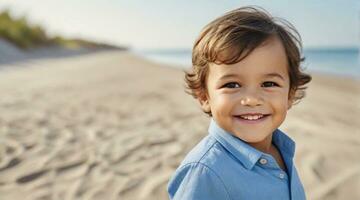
184, 6, 312, 116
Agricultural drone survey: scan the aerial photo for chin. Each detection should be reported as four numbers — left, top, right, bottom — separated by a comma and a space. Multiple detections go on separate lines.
237, 134, 269, 143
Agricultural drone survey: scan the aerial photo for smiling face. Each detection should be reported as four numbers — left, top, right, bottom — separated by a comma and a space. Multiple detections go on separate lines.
200, 37, 293, 151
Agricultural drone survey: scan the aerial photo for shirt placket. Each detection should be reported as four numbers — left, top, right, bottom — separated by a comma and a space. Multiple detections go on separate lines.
258, 154, 289, 181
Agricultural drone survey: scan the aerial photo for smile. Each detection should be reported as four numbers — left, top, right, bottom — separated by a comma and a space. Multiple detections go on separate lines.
233, 114, 270, 124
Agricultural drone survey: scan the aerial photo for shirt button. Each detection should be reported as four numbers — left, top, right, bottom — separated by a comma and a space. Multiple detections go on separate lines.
279, 173, 285, 179
259, 158, 268, 165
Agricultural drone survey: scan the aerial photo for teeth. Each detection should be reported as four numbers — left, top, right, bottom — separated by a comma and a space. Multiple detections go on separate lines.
239, 115, 263, 120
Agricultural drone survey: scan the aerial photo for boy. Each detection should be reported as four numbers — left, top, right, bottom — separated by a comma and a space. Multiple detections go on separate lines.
167, 6, 312, 200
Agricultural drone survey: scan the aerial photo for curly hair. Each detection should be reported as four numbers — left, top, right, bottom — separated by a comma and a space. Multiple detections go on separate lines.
184, 6, 312, 116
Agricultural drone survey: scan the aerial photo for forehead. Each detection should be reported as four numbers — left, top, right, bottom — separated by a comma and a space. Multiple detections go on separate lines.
209, 37, 289, 80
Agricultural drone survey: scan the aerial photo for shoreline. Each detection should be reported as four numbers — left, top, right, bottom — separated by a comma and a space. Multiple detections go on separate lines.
134, 48, 360, 81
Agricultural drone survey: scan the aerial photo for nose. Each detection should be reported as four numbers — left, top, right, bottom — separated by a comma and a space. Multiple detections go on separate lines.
240, 89, 263, 107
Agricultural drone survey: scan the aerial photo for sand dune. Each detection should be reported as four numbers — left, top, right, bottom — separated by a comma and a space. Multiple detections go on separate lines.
0, 50, 359, 200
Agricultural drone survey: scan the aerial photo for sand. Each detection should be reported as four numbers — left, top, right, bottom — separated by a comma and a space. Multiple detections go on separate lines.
0, 50, 359, 200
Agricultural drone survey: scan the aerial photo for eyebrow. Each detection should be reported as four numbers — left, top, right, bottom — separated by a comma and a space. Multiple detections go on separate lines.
219, 72, 285, 81
263, 73, 285, 81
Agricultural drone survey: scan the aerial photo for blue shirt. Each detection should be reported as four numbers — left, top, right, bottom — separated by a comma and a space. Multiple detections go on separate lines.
167, 119, 306, 200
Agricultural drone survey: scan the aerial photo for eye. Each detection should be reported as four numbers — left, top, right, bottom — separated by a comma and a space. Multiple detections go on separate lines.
262, 81, 279, 87
222, 82, 240, 88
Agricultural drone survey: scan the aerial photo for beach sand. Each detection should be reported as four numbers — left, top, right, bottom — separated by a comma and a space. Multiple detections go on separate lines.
0, 50, 359, 200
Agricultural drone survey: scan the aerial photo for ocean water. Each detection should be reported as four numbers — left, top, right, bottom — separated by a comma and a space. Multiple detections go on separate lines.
135, 48, 360, 79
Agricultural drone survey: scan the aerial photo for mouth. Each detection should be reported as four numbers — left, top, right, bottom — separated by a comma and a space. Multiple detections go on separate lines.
233, 114, 271, 124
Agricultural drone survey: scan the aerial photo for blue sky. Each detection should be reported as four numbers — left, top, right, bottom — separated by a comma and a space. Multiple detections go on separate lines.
0, 0, 358, 49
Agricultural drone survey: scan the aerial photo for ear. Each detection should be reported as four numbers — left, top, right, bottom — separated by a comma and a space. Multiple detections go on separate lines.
287, 89, 295, 110
287, 99, 293, 110
198, 92, 211, 113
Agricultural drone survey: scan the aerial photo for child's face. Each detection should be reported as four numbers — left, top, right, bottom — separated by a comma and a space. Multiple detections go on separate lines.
201, 37, 292, 144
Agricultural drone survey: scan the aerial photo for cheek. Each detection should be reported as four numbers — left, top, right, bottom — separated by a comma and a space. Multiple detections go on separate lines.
265, 90, 289, 105
209, 93, 236, 112
271, 92, 290, 111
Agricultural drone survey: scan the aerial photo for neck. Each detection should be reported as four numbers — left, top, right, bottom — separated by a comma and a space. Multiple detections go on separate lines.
247, 133, 274, 154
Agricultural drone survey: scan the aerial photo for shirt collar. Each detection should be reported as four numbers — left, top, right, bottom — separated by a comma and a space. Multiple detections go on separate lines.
208, 118, 296, 170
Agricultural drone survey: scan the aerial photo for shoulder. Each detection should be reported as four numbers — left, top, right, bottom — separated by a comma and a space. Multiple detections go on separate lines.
167, 135, 234, 200
178, 135, 228, 168
167, 160, 231, 200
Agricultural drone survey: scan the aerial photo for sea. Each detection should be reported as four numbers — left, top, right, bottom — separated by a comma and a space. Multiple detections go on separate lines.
134, 48, 360, 79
